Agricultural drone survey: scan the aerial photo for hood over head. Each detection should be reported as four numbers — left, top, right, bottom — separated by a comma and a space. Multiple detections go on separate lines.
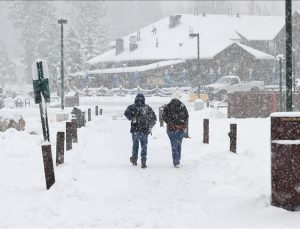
134, 94, 145, 107
169, 98, 182, 107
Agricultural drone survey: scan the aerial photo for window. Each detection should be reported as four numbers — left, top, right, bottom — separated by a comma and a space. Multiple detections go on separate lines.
230, 78, 239, 85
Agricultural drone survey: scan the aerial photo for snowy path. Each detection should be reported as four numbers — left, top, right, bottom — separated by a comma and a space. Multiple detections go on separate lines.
1, 96, 300, 227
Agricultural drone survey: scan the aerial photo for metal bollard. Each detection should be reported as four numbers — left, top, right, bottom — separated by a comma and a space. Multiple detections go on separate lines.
71, 118, 78, 143
99, 108, 103, 115
56, 132, 65, 165
95, 106, 99, 116
228, 123, 237, 153
66, 122, 73, 151
41, 144, 55, 190
88, 108, 91, 121
203, 119, 209, 144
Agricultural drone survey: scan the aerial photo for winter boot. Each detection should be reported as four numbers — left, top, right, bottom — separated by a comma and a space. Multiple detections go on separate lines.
141, 160, 147, 169
130, 156, 137, 166
173, 160, 180, 168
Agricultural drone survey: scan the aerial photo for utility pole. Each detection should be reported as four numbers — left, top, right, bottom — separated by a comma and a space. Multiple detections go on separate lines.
279, 56, 283, 112
285, 0, 293, 111
190, 32, 200, 97
58, 19, 67, 110
293, 49, 296, 92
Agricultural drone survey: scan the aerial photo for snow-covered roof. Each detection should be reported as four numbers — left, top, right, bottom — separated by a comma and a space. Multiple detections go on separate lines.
88, 14, 283, 65
230, 43, 275, 60
75, 60, 185, 76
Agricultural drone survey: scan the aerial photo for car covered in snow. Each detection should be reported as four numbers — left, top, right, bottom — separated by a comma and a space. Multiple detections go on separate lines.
205, 75, 264, 100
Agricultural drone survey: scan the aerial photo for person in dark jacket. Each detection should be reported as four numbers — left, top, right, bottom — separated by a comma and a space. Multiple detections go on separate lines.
162, 98, 189, 168
124, 94, 157, 168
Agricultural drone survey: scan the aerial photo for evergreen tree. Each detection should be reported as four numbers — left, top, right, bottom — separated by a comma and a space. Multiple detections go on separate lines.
65, 28, 83, 74
0, 40, 16, 86
72, 1, 108, 61
9, 1, 59, 86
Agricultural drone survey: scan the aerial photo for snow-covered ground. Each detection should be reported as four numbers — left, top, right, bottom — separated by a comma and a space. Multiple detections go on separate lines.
0, 95, 300, 227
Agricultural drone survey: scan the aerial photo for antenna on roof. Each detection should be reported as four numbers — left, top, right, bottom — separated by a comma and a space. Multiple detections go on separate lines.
194, 7, 199, 16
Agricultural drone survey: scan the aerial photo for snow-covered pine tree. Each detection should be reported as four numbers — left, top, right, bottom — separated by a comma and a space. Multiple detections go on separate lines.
65, 28, 83, 74
0, 40, 16, 87
9, 1, 59, 85
72, 1, 108, 61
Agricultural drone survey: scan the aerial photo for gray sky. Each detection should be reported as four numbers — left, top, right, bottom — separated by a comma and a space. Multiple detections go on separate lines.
0, 1, 298, 62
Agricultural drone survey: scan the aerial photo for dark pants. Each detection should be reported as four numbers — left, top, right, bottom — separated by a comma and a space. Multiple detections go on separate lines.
167, 129, 185, 163
131, 132, 148, 162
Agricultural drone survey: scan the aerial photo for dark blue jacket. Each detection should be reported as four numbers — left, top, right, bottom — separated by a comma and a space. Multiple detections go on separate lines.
124, 94, 157, 133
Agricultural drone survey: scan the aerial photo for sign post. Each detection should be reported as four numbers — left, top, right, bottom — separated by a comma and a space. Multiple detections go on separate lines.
32, 59, 51, 141
32, 59, 55, 190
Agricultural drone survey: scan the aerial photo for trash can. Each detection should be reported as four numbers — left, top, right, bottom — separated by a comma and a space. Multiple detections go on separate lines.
71, 107, 86, 128
271, 112, 300, 211
194, 99, 204, 111
65, 92, 79, 107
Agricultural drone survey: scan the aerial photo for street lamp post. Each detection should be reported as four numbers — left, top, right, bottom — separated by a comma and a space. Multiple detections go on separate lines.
190, 32, 200, 97
58, 19, 67, 110
292, 48, 296, 92
285, 0, 293, 111
277, 55, 284, 112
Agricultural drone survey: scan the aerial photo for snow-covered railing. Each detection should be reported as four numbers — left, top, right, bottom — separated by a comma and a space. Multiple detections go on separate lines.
75, 86, 195, 97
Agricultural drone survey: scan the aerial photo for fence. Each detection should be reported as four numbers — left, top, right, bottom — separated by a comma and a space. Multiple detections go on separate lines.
76, 86, 198, 97
228, 92, 300, 118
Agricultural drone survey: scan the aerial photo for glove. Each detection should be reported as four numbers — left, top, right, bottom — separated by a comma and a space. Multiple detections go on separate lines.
148, 128, 152, 135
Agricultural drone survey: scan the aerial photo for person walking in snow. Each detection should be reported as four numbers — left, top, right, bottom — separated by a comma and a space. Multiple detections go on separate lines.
124, 94, 157, 168
162, 98, 189, 168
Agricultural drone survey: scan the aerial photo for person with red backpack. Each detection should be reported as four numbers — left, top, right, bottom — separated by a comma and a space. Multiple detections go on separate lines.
162, 98, 189, 168
124, 94, 157, 168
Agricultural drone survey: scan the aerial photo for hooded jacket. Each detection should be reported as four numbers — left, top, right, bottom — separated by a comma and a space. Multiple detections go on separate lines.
162, 99, 189, 131
124, 94, 157, 133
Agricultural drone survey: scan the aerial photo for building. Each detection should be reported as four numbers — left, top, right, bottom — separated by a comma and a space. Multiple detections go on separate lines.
72, 12, 300, 89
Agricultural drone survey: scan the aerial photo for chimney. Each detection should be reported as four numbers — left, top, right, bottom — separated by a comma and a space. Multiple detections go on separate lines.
228, 7, 233, 16
169, 15, 182, 28
129, 36, 138, 52
115, 39, 124, 55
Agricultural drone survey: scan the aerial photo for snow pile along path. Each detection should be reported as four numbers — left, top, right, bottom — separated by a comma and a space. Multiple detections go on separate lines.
0, 96, 300, 227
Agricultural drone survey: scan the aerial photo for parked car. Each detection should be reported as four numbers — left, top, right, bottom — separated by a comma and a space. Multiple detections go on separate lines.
205, 75, 264, 100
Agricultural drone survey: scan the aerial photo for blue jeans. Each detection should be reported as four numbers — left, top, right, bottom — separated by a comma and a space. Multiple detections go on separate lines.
132, 132, 148, 161
167, 129, 185, 163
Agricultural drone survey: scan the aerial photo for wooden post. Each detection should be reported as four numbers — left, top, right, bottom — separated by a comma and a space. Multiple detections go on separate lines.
184, 120, 190, 138
41, 144, 55, 190
71, 118, 78, 143
95, 106, 99, 116
229, 123, 237, 153
99, 108, 103, 115
203, 119, 209, 144
159, 106, 164, 127
56, 132, 65, 165
66, 122, 72, 151
81, 111, 86, 127
88, 108, 91, 121
25, 98, 30, 108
